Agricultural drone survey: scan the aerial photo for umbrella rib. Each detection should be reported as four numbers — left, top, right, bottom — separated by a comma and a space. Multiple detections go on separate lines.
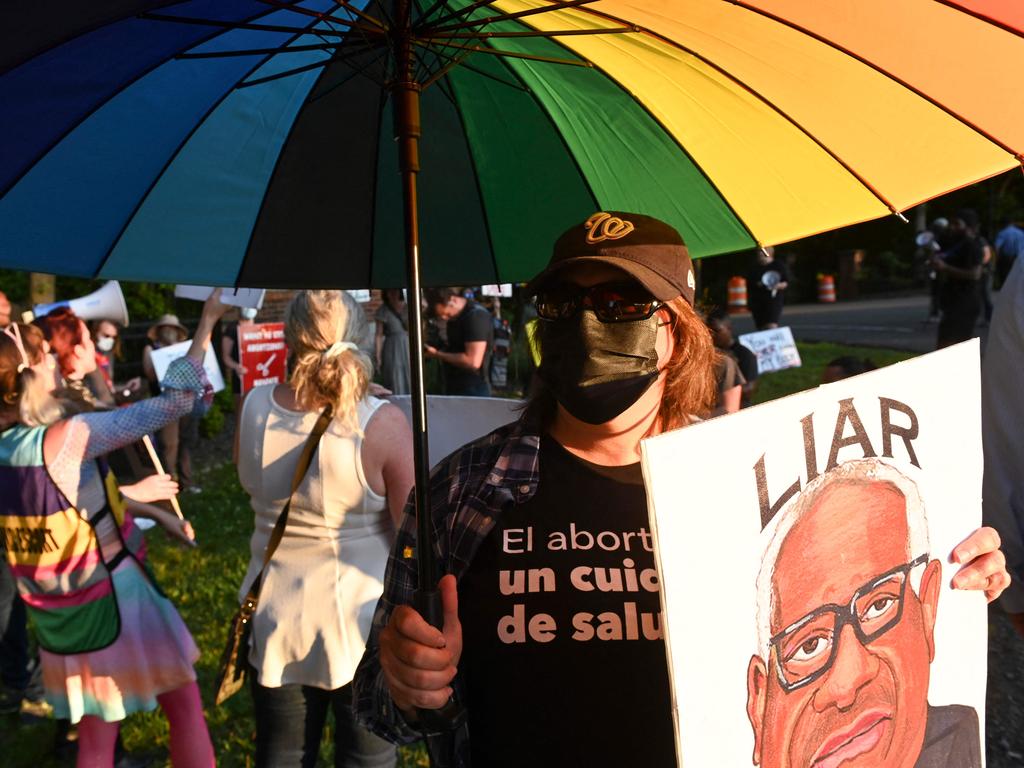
176, 40, 376, 59
419, 50, 471, 90
423, 0, 501, 30
410, 0, 470, 84
932, 0, 1024, 40
421, 45, 528, 91
238, 58, 330, 87
725, 0, 1024, 165
0, 3, 313, 200
308, 48, 392, 102
426, 26, 633, 40
430, 0, 601, 35
565, 3, 914, 221
415, 0, 459, 28
238, 44, 390, 89
414, 40, 593, 67
431, 64, 461, 108
140, 13, 350, 37
252, 0, 375, 29
331, 0, 389, 30
334, 1, 388, 59
96, 22, 322, 280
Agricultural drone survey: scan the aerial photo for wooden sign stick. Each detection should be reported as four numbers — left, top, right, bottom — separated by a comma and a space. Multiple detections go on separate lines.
141, 434, 185, 521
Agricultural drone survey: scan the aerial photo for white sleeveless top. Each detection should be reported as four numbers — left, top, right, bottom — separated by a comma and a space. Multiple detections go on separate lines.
237, 386, 394, 689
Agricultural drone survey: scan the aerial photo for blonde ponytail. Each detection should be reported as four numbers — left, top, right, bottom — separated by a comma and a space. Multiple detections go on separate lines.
285, 291, 373, 432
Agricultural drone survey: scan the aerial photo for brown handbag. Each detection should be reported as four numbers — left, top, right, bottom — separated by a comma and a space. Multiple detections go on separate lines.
214, 404, 334, 705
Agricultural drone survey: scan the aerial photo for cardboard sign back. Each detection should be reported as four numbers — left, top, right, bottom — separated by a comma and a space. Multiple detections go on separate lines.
149, 341, 225, 393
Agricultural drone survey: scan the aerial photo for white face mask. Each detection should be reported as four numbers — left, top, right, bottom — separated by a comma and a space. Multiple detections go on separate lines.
96, 336, 115, 353
241, 307, 258, 320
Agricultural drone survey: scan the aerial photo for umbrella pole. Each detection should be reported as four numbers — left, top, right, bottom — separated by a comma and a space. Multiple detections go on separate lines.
394, 0, 465, 741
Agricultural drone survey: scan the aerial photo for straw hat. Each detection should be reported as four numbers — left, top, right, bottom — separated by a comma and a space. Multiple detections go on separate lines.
147, 314, 188, 343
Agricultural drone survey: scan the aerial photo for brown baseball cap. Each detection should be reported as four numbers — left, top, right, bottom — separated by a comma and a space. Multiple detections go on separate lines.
526, 211, 696, 306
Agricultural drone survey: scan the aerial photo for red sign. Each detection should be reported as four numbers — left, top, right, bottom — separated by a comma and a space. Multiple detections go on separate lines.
238, 322, 287, 393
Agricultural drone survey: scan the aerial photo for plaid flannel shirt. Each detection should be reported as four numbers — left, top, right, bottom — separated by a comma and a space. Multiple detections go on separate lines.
353, 414, 542, 760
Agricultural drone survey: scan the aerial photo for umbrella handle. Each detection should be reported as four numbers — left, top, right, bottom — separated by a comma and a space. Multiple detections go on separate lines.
413, 587, 467, 733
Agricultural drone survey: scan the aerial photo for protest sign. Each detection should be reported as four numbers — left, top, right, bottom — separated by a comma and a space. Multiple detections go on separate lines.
238, 322, 287, 393
738, 326, 802, 374
149, 341, 225, 393
641, 341, 985, 768
174, 285, 265, 309
387, 395, 521, 467
481, 283, 513, 297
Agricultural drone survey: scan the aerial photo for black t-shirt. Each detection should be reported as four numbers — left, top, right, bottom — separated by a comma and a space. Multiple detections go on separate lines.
939, 235, 984, 303
444, 300, 493, 394
458, 436, 676, 768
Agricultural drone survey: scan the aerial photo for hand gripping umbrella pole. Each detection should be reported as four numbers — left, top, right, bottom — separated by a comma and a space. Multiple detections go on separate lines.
393, 0, 467, 743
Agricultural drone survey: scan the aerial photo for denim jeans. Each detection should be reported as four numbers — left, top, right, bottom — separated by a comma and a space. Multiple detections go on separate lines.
0, 561, 44, 700
251, 679, 396, 768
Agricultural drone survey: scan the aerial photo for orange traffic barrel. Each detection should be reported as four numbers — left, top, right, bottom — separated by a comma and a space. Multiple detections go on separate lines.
727, 276, 747, 314
817, 274, 836, 303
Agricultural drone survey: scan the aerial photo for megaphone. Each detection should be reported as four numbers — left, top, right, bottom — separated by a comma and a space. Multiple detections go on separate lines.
33, 281, 129, 326
915, 231, 941, 252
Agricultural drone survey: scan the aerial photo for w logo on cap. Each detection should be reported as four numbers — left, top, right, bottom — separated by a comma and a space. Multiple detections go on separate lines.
584, 212, 635, 244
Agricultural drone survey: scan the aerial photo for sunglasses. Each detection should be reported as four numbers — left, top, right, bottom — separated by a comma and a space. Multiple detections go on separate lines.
536, 282, 664, 323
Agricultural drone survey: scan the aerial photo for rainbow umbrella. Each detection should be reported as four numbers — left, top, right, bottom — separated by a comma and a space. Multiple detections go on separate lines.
1, 1, 1022, 287
1, 4, 1022, 721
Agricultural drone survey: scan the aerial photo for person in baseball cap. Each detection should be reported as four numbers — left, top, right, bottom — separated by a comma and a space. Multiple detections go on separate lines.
526, 211, 706, 426
527, 211, 697, 305
354, 210, 719, 767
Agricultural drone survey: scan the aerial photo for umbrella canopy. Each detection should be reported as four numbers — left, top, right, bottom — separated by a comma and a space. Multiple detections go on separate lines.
1, 0, 1022, 288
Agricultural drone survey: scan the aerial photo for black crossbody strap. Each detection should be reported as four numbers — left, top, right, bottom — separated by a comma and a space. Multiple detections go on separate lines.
245, 403, 334, 598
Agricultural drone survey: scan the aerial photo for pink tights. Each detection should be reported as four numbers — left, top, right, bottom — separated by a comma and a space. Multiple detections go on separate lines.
76, 682, 214, 768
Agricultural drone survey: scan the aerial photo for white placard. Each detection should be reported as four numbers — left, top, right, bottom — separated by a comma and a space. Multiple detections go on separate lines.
347, 289, 372, 303
641, 341, 986, 768
481, 283, 513, 298
738, 326, 802, 374
174, 285, 265, 309
149, 341, 225, 393
386, 395, 522, 467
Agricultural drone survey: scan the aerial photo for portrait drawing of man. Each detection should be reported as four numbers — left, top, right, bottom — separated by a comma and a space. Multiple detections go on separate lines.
745, 458, 981, 768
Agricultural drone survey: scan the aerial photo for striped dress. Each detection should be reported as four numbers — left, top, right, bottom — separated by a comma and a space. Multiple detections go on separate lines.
0, 356, 208, 723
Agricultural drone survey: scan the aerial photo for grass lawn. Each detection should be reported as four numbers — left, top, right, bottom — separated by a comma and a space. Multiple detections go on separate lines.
750, 341, 916, 405
2, 341, 916, 767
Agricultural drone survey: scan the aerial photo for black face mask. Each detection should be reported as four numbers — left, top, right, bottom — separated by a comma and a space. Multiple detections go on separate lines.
538, 311, 661, 424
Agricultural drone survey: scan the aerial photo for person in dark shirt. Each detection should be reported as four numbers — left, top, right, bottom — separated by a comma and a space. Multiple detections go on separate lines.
746, 247, 790, 330
933, 209, 984, 349
706, 307, 758, 407
423, 288, 494, 397
354, 212, 1010, 768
